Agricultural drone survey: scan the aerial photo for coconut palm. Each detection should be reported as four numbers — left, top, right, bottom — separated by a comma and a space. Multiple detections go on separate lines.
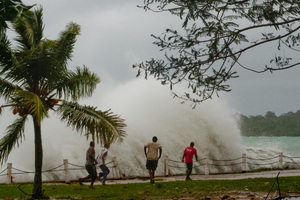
0, 8, 126, 199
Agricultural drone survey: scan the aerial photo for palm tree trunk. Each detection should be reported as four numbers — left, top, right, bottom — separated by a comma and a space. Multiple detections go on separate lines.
32, 117, 43, 199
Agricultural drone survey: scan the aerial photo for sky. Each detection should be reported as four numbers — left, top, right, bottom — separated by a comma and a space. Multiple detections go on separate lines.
6, 0, 300, 117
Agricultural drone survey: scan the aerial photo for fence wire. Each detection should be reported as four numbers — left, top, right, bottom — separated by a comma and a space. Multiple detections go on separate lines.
0, 168, 7, 176
168, 155, 300, 173
1, 154, 300, 183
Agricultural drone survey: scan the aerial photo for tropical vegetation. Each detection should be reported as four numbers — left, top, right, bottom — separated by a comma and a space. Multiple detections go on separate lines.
239, 111, 300, 136
134, 0, 300, 107
0, 0, 32, 36
0, 6, 126, 199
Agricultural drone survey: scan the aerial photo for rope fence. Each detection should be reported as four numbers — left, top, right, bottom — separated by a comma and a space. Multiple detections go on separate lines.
0, 157, 120, 184
1, 152, 300, 184
164, 152, 300, 176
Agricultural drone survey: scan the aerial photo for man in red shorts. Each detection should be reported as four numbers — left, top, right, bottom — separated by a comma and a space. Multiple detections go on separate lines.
182, 142, 198, 180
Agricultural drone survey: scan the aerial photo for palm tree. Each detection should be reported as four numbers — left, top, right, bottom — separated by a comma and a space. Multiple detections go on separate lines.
0, 8, 126, 199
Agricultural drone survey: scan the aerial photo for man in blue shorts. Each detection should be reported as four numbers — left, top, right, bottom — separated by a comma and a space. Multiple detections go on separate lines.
97, 143, 110, 185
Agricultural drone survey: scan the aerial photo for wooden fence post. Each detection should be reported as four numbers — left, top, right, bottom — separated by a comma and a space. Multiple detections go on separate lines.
205, 156, 210, 175
279, 152, 283, 169
242, 153, 247, 172
64, 159, 70, 183
164, 155, 169, 177
6, 163, 12, 184
231, 164, 235, 173
112, 157, 120, 179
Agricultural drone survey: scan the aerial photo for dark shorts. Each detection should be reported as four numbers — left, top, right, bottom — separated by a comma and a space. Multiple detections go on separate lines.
146, 160, 158, 170
85, 164, 97, 179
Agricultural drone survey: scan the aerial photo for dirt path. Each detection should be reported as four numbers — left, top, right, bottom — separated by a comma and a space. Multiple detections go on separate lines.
97, 169, 300, 185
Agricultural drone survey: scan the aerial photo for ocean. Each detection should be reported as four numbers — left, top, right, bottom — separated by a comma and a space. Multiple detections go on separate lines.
242, 136, 300, 158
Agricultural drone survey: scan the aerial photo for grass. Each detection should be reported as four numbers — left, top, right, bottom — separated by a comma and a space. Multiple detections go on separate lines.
0, 176, 299, 199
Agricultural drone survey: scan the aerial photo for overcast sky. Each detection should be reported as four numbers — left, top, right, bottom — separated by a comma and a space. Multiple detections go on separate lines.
1, 0, 300, 176
8, 0, 300, 116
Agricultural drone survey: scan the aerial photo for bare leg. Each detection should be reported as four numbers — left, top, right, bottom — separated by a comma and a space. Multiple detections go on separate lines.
90, 178, 95, 189
152, 170, 155, 183
79, 176, 96, 188
79, 176, 91, 186
149, 170, 155, 184
148, 170, 152, 183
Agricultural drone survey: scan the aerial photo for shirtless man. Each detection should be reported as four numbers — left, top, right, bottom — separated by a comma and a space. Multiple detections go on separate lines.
79, 141, 98, 189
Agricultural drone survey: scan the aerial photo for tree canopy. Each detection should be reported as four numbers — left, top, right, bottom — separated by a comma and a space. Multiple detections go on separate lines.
239, 110, 300, 136
133, 0, 300, 107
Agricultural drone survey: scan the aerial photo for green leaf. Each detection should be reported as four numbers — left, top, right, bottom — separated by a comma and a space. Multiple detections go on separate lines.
0, 117, 27, 165
57, 101, 126, 145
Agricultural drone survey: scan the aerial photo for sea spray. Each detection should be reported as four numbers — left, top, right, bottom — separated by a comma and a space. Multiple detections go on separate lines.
0, 78, 246, 182
99, 79, 245, 176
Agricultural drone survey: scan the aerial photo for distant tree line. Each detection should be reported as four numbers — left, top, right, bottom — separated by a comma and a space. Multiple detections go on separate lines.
239, 111, 300, 136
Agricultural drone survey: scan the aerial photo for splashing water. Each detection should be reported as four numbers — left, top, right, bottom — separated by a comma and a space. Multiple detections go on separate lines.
99, 79, 245, 176
1, 79, 247, 182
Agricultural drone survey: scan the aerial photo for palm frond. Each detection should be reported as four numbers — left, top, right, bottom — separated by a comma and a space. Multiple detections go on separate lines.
0, 116, 27, 165
57, 101, 126, 145
55, 22, 80, 67
0, 0, 33, 36
39, 40, 68, 83
0, 78, 22, 99
15, 39, 66, 87
9, 90, 49, 124
0, 33, 13, 73
31, 22, 81, 88
13, 8, 44, 50
55, 66, 100, 100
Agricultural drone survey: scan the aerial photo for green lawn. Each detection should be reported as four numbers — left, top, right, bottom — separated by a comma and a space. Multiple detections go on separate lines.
0, 176, 299, 199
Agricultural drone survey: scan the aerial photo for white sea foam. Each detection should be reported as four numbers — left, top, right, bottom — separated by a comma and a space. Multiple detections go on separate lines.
98, 79, 245, 176
242, 137, 300, 171
0, 78, 256, 182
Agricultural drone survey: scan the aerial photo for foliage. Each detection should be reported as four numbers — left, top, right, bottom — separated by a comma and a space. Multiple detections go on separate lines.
239, 110, 300, 136
0, 0, 33, 35
133, 0, 300, 107
0, 7, 126, 198
57, 101, 126, 145
0, 176, 300, 199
